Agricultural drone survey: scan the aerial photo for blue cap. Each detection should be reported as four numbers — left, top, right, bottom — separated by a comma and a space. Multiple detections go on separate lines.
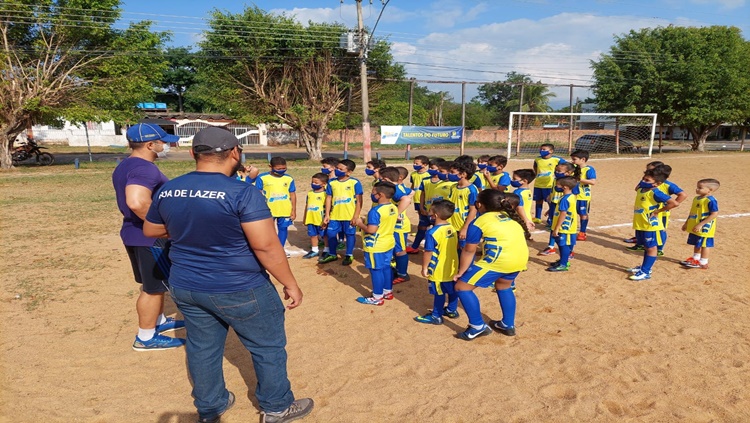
126, 123, 179, 143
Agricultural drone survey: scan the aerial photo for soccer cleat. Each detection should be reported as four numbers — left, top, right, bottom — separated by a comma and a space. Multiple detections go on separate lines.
132, 334, 186, 351
569, 251, 576, 260
680, 257, 700, 267
626, 245, 645, 252
549, 260, 561, 268
414, 314, 443, 325
489, 319, 516, 336
623, 236, 637, 244
341, 256, 353, 266
576, 232, 587, 241
382, 292, 394, 300
532, 217, 542, 224
356, 296, 384, 306
318, 253, 338, 264
456, 325, 493, 341
628, 265, 642, 274
199, 391, 235, 423
336, 243, 346, 251
392, 274, 410, 284
262, 398, 314, 423
657, 250, 664, 257
302, 251, 319, 259
537, 247, 557, 256
546, 263, 570, 272
443, 307, 460, 319
405, 246, 420, 254
682, 260, 708, 269
628, 270, 652, 281
155, 317, 185, 334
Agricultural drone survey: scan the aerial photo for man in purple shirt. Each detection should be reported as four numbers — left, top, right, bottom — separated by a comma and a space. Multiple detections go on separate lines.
112, 123, 186, 351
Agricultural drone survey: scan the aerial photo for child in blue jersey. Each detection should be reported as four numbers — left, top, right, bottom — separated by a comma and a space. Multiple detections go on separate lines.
354, 182, 399, 305
628, 167, 679, 281
511, 169, 537, 233
483, 155, 512, 192
379, 167, 413, 284
533, 143, 566, 225
407, 155, 432, 254
255, 157, 296, 251
303, 172, 329, 259
455, 155, 483, 190
448, 161, 480, 249
453, 191, 531, 340
539, 162, 580, 256
546, 176, 579, 272
570, 150, 597, 241
415, 200, 460, 324
680, 178, 720, 270
321, 159, 363, 265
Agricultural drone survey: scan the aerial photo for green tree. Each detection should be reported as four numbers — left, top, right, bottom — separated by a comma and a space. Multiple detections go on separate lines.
475, 72, 535, 126
591, 26, 750, 151
160, 47, 198, 112
0, 0, 168, 168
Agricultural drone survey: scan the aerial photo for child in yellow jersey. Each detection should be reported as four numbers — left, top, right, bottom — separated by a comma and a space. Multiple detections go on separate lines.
407, 155, 432, 254
413, 159, 450, 249
483, 155, 511, 192
379, 167, 413, 283
533, 143, 566, 224
255, 157, 296, 252
321, 159, 363, 265
448, 161, 479, 249
303, 172, 329, 260
570, 150, 597, 241
680, 178, 720, 270
628, 168, 679, 281
355, 182, 399, 305
455, 155, 483, 190
539, 162, 580, 256
414, 200, 460, 325
546, 177, 579, 272
475, 155, 491, 189
511, 169, 537, 233
454, 191, 530, 340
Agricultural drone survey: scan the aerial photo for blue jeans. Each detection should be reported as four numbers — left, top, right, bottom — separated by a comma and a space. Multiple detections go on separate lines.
169, 281, 294, 419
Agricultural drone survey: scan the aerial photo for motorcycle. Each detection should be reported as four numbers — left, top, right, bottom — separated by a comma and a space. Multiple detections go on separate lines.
12, 139, 55, 166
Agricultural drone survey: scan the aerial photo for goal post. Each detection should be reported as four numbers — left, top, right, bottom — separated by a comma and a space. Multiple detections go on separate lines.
508, 112, 658, 157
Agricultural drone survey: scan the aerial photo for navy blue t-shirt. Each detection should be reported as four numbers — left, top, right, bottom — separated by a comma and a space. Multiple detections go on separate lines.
112, 157, 168, 247
146, 171, 273, 293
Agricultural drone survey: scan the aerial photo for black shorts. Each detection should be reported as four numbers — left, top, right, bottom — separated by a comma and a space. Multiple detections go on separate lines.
125, 239, 171, 294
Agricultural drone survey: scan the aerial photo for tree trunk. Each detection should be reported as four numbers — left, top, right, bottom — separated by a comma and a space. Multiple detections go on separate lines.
301, 130, 323, 160
0, 134, 14, 169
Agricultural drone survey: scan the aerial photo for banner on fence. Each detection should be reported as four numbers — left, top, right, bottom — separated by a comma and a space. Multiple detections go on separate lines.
380, 126, 463, 145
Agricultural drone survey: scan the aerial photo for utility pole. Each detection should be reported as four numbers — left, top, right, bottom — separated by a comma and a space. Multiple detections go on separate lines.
356, 0, 372, 163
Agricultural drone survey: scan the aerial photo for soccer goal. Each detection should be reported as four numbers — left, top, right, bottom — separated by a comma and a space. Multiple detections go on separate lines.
507, 112, 658, 157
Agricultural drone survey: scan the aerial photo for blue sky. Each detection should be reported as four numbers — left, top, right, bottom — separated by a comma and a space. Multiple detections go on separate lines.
118, 0, 749, 106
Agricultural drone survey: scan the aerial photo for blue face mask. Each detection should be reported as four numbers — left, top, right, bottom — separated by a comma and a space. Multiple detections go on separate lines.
413, 165, 423, 171
510, 180, 522, 188
311, 183, 322, 191
554, 186, 564, 192
428, 169, 439, 177
486, 166, 498, 173
273, 169, 286, 175
554, 172, 567, 179
321, 167, 332, 175
638, 181, 654, 189
477, 164, 487, 170
334, 169, 347, 178
365, 168, 376, 176
437, 173, 448, 181
447, 174, 461, 182
540, 150, 551, 158
370, 193, 379, 203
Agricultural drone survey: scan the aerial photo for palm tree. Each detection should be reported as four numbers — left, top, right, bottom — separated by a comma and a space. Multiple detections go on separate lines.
507, 83, 556, 128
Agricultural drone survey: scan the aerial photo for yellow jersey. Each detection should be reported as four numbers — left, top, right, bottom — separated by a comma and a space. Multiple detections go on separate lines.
685, 196, 718, 238
256, 173, 296, 217
552, 193, 578, 235
633, 187, 671, 231
514, 187, 533, 222
421, 179, 455, 212
363, 203, 398, 253
410, 171, 431, 205
424, 223, 459, 282
656, 180, 683, 226
534, 156, 564, 188
577, 165, 597, 202
326, 177, 363, 221
304, 190, 326, 226
476, 172, 488, 190
465, 212, 529, 273
488, 172, 512, 193
449, 184, 479, 231
469, 173, 484, 190
392, 183, 412, 234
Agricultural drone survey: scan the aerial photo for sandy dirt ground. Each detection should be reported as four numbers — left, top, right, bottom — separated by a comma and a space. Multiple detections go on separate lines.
1, 153, 749, 423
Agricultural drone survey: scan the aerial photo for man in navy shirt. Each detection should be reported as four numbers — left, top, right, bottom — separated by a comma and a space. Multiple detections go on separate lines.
112, 123, 186, 351
144, 127, 313, 423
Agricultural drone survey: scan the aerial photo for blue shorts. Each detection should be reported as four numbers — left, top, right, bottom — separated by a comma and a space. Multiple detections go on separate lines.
687, 234, 714, 248
460, 264, 520, 288
458, 239, 466, 250
635, 230, 663, 249
414, 203, 422, 212
429, 281, 456, 296
364, 249, 393, 270
394, 232, 408, 253
554, 233, 577, 247
328, 220, 356, 236
576, 200, 590, 216
307, 224, 324, 237
276, 217, 293, 229
533, 187, 552, 201
418, 213, 432, 227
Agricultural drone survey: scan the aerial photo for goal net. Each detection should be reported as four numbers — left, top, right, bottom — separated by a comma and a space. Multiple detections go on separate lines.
507, 112, 657, 157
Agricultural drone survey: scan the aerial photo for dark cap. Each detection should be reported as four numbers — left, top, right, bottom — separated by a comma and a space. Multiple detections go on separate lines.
192, 126, 240, 153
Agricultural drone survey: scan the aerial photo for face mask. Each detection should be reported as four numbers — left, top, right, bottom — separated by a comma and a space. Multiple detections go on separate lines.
437, 173, 448, 181
365, 168, 376, 176
273, 169, 287, 175
638, 181, 654, 189
334, 169, 346, 178
447, 174, 461, 182
540, 150, 551, 158
554, 172, 567, 179
370, 194, 379, 203
155, 142, 169, 159
477, 164, 487, 170
428, 169, 439, 177
321, 167, 332, 175
413, 165, 423, 171
486, 166, 498, 173
510, 180, 522, 188
311, 183, 322, 190
554, 186, 564, 192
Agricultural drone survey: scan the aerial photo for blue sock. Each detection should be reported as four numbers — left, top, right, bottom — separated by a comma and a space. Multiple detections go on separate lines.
658, 230, 667, 252
395, 254, 409, 276
535, 203, 543, 219
496, 288, 516, 328
412, 228, 427, 249
381, 267, 393, 291
432, 294, 446, 318
641, 254, 657, 273
548, 232, 555, 248
327, 228, 339, 254
345, 234, 355, 256
559, 244, 572, 266
456, 290, 483, 327
370, 268, 385, 296
580, 218, 589, 233
547, 203, 556, 225
447, 293, 459, 312
278, 226, 288, 248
